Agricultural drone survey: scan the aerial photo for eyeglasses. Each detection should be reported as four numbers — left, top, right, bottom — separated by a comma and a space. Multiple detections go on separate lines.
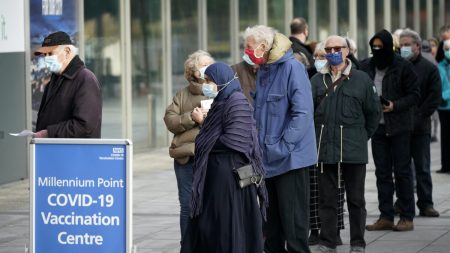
324, 46, 347, 53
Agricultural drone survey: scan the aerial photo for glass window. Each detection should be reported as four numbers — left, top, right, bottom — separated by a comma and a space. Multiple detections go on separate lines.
268, 0, 285, 33
357, 0, 369, 58
130, 0, 163, 149
239, 0, 258, 55
293, 0, 309, 21
171, 0, 199, 95
208, 0, 231, 62
338, 0, 350, 37
84, 1, 122, 138
317, 0, 330, 42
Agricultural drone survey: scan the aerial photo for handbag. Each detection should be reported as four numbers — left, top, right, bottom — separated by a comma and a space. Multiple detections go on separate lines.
233, 164, 262, 188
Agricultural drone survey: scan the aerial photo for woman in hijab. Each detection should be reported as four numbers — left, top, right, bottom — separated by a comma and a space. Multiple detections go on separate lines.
181, 62, 268, 253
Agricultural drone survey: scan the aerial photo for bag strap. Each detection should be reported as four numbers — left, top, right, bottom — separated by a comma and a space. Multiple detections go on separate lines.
316, 72, 352, 108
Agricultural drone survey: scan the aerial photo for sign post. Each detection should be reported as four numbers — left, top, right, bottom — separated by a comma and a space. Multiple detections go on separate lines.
30, 139, 133, 253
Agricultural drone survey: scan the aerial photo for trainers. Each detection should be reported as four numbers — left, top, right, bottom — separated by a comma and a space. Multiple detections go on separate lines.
349, 246, 365, 253
315, 244, 337, 253
419, 207, 440, 217
365, 218, 393, 231
393, 219, 414, 231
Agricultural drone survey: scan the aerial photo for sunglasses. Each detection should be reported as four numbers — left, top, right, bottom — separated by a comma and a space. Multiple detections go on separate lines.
324, 46, 347, 53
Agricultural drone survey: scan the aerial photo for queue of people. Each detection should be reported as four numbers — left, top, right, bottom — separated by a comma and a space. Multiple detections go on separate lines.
27, 11, 450, 253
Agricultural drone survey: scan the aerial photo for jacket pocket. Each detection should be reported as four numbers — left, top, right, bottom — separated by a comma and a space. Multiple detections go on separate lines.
266, 94, 285, 133
342, 89, 362, 124
264, 135, 289, 163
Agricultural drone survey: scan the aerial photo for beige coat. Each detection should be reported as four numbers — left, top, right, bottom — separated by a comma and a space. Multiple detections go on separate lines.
164, 81, 208, 164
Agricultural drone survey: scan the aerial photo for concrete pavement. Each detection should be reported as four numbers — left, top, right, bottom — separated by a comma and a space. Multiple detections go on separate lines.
1, 141, 450, 252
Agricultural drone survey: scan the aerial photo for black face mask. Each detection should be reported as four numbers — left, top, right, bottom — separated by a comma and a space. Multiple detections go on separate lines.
371, 48, 394, 69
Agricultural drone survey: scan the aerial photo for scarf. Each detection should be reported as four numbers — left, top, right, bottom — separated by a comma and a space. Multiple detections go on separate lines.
190, 62, 268, 219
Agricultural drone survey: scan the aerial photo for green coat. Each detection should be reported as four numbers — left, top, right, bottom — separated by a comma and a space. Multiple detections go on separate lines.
310, 66, 381, 164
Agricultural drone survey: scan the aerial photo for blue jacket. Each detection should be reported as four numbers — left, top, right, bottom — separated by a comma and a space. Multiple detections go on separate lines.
438, 59, 450, 110
254, 34, 317, 178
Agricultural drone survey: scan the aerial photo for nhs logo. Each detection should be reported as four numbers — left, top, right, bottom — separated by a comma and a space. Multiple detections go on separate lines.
112, 147, 124, 154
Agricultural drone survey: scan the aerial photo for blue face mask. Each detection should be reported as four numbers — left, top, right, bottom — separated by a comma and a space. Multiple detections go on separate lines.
400, 46, 413, 59
44, 55, 63, 73
445, 50, 450, 60
202, 74, 238, 98
314, 59, 328, 72
202, 83, 218, 98
242, 54, 256, 66
325, 51, 343, 66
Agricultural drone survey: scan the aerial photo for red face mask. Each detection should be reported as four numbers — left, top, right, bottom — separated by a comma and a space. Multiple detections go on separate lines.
244, 46, 265, 65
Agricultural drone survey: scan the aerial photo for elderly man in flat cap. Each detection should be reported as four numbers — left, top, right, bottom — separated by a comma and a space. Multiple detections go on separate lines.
34, 31, 102, 138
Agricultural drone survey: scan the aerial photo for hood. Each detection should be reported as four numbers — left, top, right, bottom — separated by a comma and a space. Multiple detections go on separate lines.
369, 29, 393, 51
267, 33, 293, 64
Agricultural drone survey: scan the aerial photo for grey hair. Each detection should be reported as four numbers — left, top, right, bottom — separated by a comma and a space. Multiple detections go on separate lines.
244, 25, 276, 49
58, 44, 79, 55
325, 35, 347, 47
313, 41, 325, 55
184, 50, 214, 81
444, 39, 450, 49
344, 37, 358, 55
400, 28, 422, 46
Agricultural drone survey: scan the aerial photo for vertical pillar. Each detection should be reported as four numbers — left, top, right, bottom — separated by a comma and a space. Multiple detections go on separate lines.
399, 0, 406, 28
426, 0, 433, 39
384, 0, 391, 32
329, 0, 338, 35
413, 0, 420, 33
198, 0, 207, 50
162, 0, 172, 145
120, 0, 133, 139
368, 0, 375, 39
258, 0, 267, 25
308, 0, 317, 41
349, 0, 357, 41
230, 0, 240, 63
285, 0, 293, 35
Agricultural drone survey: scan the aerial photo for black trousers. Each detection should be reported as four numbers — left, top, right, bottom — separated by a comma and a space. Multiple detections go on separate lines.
438, 110, 450, 172
263, 167, 311, 253
318, 163, 366, 249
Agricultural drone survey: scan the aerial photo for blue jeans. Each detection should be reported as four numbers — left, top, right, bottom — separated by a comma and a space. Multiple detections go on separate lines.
174, 158, 194, 242
371, 125, 415, 221
411, 133, 434, 210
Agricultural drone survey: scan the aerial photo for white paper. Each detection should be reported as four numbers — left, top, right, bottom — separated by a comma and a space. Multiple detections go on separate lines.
9, 129, 35, 137
201, 99, 214, 110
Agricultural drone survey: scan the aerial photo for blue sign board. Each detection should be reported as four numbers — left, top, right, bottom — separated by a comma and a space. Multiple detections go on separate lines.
30, 139, 132, 253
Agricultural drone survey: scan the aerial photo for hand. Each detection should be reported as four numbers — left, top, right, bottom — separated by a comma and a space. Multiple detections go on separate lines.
383, 100, 394, 113
191, 107, 204, 125
33, 129, 48, 138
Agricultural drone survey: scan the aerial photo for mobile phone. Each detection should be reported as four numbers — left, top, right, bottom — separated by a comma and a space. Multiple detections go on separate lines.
380, 96, 390, 106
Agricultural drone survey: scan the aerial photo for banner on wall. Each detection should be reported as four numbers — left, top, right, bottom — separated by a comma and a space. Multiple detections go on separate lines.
0, 0, 25, 53
30, 139, 133, 253
30, 0, 80, 126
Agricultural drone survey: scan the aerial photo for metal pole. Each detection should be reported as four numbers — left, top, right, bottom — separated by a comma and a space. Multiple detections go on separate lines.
120, 0, 133, 140
230, 0, 240, 64
384, 0, 391, 32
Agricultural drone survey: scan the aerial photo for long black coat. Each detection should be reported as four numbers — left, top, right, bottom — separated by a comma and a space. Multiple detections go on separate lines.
36, 56, 102, 138
410, 54, 442, 134
360, 54, 420, 136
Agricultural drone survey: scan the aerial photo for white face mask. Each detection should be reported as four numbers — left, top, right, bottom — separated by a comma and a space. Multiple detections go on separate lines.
198, 66, 208, 80
44, 55, 63, 73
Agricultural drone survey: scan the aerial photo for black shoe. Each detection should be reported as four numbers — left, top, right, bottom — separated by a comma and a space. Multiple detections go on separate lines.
309, 230, 319, 245
419, 207, 440, 217
436, 169, 450, 174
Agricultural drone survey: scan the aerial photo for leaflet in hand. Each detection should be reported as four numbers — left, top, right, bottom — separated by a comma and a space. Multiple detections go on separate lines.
9, 129, 35, 137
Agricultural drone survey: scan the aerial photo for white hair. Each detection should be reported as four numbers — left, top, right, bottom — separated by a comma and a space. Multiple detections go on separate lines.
400, 28, 422, 46
244, 25, 276, 48
314, 41, 325, 55
58, 44, 79, 55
